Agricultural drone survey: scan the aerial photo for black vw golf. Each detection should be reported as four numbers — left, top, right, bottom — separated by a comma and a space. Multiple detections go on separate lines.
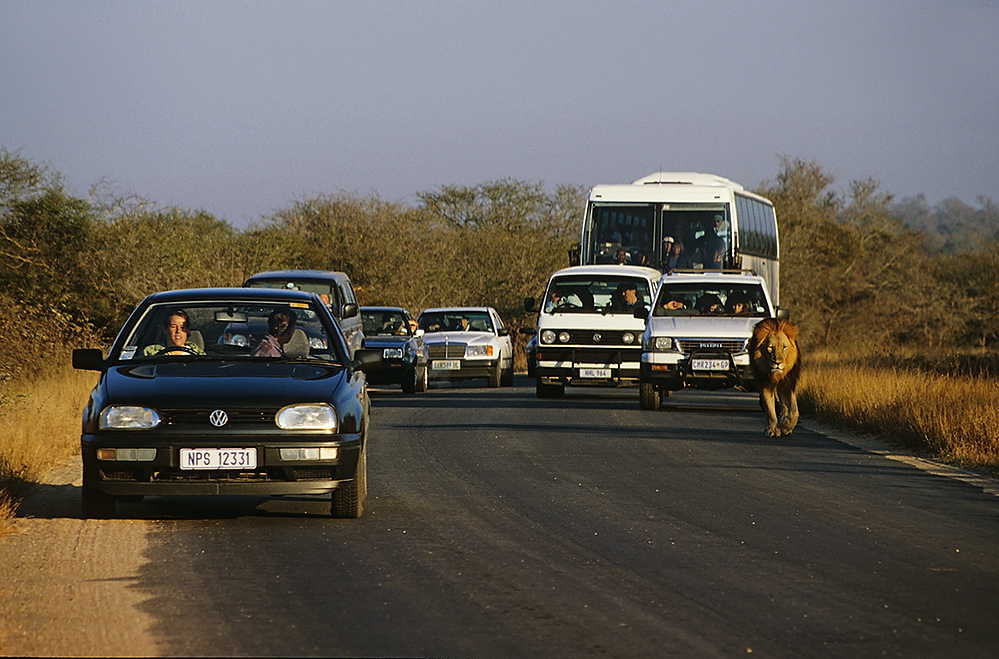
72, 288, 381, 519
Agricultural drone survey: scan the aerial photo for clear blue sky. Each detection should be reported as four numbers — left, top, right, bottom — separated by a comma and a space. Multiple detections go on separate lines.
3, 1, 997, 227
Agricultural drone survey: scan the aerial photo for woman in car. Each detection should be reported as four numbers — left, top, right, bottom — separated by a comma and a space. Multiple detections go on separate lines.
142, 309, 205, 356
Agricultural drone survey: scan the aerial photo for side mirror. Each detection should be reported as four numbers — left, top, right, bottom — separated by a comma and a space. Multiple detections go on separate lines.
524, 297, 536, 313
633, 306, 649, 321
497, 327, 510, 337
775, 307, 790, 320
342, 303, 359, 319
73, 348, 105, 372
351, 348, 383, 372
518, 327, 536, 336
415, 329, 425, 337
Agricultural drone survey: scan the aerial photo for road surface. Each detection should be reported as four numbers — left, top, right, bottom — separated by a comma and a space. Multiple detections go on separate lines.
2, 377, 998, 657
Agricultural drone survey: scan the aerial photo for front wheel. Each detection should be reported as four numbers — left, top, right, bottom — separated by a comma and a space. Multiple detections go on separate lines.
487, 361, 502, 388
414, 364, 428, 393
331, 445, 366, 518
639, 382, 661, 410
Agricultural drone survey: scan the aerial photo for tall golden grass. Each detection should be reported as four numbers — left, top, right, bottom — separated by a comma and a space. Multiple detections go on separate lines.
799, 351, 999, 470
0, 369, 98, 536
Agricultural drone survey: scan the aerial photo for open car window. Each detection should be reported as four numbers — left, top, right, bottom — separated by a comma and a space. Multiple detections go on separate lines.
116, 301, 343, 364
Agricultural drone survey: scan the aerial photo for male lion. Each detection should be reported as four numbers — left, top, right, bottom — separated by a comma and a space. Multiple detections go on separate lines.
749, 318, 801, 437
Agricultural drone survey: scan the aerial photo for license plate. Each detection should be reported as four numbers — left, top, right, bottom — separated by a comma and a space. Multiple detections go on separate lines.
691, 359, 729, 371
579, 368, 611, 378
433, 360, 461, 370
180, 448, 257, 470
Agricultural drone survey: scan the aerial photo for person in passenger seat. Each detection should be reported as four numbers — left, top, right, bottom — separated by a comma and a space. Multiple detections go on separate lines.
252, 308, 298, 357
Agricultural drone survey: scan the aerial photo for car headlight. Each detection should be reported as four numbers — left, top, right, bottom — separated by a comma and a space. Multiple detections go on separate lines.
309, 336, 328, 349
383, 347, 404, 359
100, 406, 161, 430
541, 330, 556, 344
465, 345, 494, 358
275, 404, 337, 430
622, 332, 635, 344
558, 331, 571, 343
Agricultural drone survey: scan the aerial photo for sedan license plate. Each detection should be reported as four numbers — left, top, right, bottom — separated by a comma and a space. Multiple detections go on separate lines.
579, 368, 611, 378
433, 360, 461, 371
691, 359, 729, 371
180, 448, 257, 470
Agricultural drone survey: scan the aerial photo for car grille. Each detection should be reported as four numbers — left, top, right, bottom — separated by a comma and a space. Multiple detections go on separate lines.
545, 330, 637, 346
538, 347, 641, 363
158, 407, 278, 428
675, 339, 748, 353
428, 343, 466, 359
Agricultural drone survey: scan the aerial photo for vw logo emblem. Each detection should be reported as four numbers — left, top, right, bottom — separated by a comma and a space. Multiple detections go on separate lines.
209, 410, 229, 427
593, 333, 602, 342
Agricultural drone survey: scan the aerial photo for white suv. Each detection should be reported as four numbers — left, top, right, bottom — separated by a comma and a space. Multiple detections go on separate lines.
526, 265, 661, 398
638, 270, 785, 410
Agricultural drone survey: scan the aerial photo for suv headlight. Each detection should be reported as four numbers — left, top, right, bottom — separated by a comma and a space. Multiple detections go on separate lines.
465, 345, 494, 358
643, 336, 673, 351
541, 330, 556, 344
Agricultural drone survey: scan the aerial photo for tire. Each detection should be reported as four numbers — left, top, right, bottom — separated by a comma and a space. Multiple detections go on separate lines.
401, 366, 417, 394
82, 487, 116, 519
536, 377, 565, 398
414, 364, 428, 393
501, 364, 514, 387
487, 361, 501, 388
331, 445, 366, 519
639, 382, 661, 410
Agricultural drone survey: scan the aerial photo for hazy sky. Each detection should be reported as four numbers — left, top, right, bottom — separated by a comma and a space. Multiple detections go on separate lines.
3, 1, 997, 227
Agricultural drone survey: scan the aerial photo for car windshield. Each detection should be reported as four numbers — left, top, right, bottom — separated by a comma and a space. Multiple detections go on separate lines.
653, 283, 768, 317
543, 276, 652, 314
419, 311, 493, 333
116, 300, 342, 363
362, 309, 410, 336
245, 280, 337, 308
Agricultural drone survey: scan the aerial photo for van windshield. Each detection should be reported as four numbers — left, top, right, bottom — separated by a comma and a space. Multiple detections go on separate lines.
544, 276, 652, 314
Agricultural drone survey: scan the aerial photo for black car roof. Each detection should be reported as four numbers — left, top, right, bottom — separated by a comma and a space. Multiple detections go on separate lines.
143, 287, 321, 304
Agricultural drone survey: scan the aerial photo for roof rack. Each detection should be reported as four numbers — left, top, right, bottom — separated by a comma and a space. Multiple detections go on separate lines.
665, 268, 758, 276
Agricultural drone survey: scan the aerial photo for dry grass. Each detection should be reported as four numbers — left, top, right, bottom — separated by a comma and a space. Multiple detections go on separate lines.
799, 351, 999, 471
0, 369, 98, 534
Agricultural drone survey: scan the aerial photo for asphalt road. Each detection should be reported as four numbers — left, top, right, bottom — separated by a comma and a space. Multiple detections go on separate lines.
3, 376, 999, 657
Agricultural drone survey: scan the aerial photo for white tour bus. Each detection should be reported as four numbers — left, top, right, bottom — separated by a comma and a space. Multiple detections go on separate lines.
577, 172, 780, 305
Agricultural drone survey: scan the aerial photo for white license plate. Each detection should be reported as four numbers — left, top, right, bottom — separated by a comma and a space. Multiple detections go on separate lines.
180, 448, 257, 470
579, 368, 612, 378
691, 359, 729, 371
432, 360, 461, 370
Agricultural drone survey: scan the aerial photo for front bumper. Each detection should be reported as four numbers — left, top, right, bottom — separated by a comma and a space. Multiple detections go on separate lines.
427, 358, 496, 380
640, 355, 755, 391
536, 346, 642, 385
82, 434, 361, 497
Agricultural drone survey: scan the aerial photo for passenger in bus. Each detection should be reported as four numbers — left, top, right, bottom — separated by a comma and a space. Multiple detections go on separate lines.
614, 247, 630, 265
702, 234, 726, 269
663, 238, 693, 271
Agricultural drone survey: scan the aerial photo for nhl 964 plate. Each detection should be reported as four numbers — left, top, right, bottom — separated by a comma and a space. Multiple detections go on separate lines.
180, 448, 257, 470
